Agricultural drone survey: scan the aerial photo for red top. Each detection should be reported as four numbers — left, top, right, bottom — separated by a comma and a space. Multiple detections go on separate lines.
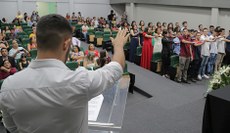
0, 67, 17, 80
85, 50, 99, 57
179, 35, 192, 57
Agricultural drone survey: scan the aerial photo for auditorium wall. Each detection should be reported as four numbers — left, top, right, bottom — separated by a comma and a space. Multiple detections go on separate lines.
0, 0, 122, 22
125, 3, 230, 31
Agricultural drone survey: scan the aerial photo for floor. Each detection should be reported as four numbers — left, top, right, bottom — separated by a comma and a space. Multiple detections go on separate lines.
121, 61, 208, 133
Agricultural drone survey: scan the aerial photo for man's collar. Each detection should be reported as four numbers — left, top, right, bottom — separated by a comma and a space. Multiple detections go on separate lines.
29, 59, 68, 70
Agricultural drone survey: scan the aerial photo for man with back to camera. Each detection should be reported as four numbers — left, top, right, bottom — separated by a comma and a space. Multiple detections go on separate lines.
0, 14, 129, 133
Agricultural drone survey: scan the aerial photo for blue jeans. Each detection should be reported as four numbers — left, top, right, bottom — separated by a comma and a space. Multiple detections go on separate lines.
207, 53, 217, 74
198, 55, 209, 76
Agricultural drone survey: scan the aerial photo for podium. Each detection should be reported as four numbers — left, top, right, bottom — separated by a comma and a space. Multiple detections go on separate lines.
88, 75, 130, 133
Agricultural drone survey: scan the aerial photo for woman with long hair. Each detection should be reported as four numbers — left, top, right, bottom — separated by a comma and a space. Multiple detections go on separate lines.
129, 24, 140, 63
140, 27, 155, 70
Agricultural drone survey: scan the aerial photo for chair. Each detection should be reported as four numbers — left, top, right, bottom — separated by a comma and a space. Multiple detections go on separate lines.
94, 31, 103, 47
87, 29, 95, 43
21, 38, 30, 47
135, 46, 142, 65
66, 61, 78, 70
102, 34, 112, 50
112, 31, 118, 35
151, 52, 162, 73
30, 49, 37, 59
169, 55, 179, 80
103, 31, 111, 35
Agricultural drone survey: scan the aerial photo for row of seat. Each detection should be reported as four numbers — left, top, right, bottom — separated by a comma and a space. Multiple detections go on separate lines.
124, 44, 179, 79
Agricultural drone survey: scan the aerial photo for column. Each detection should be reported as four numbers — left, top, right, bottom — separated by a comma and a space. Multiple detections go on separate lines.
211, 8, 219, 26
69, 0, 74, 14
130, 3, 135, 22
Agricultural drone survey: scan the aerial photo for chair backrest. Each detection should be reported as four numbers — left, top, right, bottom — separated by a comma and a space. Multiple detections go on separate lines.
95, 31, 103, 38
22, 38, 30, 46
66, 61, 78, 70
123, 42, 130, 50
103, 31, 111, 35
75, 24, 82, 30
30, 49, 37, 59
170, 55, 179, 68
152, 52, 162, 62
88, 29, 95, 35
136, 46, 142, 56
103, 34, 111, 41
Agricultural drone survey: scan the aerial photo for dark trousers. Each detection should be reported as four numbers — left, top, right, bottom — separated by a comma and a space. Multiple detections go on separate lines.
161, 53, 171, 75
188, 59, 202, 79
223, 50, 230, 65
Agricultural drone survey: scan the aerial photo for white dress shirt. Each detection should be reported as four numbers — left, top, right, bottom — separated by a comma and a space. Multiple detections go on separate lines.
0, 59, 123, 133
200, 35, 211, 56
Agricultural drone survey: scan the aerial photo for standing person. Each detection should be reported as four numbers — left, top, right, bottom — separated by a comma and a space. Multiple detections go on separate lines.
197, 28, 214, 80
208, 25, 215, 36
129, 24, 140, 63
215, 28, 230, 71
154, 27, 163, 53
172, 31, 181, 55
0, 14, 129, 133
181, 21, 188, 32
189, 32, 204, 82
224, 30, 230, 65
207, 30, 218, 75
176, 28, 194, 83
161, 30, 173, 77
140, 27, 155, 70
139, 20, 145, 45
174, 22, 180, 32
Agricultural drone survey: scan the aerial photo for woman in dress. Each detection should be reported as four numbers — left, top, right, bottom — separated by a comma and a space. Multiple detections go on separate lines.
154, 27, 163, 53
140, 27, 155, 70
129, 24, 140, 63
139, 20, 145, 45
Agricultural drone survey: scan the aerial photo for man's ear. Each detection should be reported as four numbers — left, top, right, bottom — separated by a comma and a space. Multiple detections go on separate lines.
63, 37, 72, 51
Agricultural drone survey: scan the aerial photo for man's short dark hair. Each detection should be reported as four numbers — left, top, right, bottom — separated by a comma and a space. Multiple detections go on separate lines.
1, 48, 7, 53
36, 14, 72, 51
182, 21, 187, 26
209, 25, 214, 28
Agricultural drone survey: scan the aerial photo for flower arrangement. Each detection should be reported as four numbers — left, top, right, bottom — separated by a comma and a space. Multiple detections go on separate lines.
207, 66, 230, 93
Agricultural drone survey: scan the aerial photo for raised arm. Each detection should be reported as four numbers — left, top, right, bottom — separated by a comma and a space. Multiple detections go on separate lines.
87, 30, 129, 99
110, 30, 130, 68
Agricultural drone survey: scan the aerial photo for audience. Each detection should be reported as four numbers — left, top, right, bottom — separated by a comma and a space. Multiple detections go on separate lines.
70, 45, 84, 63
85, 44, 99, 58
27, 36, 37, 52
0, 60, 17, 80
1, 10, 230, 85
9, 40, 29, 60
18, 54, 30, 70
0, 48, 16, 69
96, 50, 110, 67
